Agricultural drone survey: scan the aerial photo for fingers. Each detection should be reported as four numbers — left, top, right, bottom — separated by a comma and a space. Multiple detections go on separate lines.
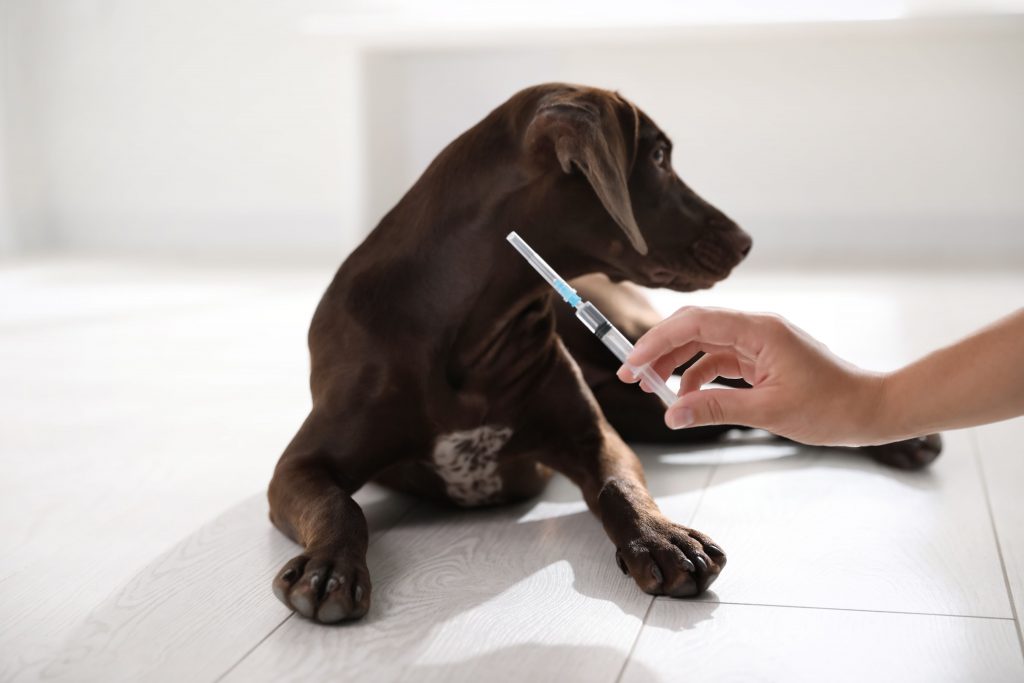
666, 387, 765, 430
617, 341, 742, 384
618, 344, 696, 384
634, 351, 746, 397
678, 353, 745, 395
650, 355, 684, 383
624, 307, 769, 371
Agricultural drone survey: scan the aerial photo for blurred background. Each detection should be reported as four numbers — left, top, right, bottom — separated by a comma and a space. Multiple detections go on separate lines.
2, 0, 1023, 266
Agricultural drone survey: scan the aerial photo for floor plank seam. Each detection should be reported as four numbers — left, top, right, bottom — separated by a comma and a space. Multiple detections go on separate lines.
686, 597, 1018, 622
969, 428, 1024, 662
212, 613, 292, 683
685, 447, 722, 528
376, 467, 719, 683
609, 453, 720, 683
613, 598, 655, 683
207, 497, 423, 682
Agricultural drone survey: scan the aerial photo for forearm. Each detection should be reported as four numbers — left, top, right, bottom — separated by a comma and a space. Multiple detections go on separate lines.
872, 308, 1024, 443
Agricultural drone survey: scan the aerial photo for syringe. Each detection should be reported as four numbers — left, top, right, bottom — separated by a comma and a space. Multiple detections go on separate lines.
506, 231, 679, 407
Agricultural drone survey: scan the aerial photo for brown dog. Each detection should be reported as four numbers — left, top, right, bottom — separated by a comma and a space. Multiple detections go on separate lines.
268, 83, 941, 623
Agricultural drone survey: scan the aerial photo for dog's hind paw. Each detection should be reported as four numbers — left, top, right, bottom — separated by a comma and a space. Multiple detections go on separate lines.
863, 433, 943, 470
614, 521, 725, 598
273, 551, 371, 623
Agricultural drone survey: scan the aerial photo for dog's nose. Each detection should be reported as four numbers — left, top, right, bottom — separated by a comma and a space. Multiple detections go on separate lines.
736, 231, 753, 259
708, 216, 752, 260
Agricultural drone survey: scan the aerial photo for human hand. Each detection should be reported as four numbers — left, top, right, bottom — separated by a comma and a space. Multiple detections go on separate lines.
616, 307, 887, 447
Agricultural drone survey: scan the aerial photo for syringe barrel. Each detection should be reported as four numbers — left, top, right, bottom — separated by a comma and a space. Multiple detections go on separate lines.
504, 232, 678, 408
574, 301, 612, 336
575, 303, 678, 407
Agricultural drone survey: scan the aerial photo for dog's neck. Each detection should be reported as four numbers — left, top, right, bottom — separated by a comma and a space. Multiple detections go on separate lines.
369, 168, 611, 332
480, 226, 602, 316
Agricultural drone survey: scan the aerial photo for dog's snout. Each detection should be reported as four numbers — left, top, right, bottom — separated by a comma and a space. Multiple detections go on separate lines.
708, 216, 752, 261
708, 216, 732, 231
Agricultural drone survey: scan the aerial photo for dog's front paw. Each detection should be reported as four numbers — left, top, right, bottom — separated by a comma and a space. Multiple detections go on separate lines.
614, 521, 725, 598
864, 433, 942, 470
273, 551, 371, 623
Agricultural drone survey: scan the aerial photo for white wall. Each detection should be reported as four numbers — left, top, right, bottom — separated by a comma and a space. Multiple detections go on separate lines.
1, 0, 44, 254
361, 18, 1024, 267
0, 69, 12, 256
0, 17, 9, 256
2, 0, 365, 261
2, 3, 1022, 266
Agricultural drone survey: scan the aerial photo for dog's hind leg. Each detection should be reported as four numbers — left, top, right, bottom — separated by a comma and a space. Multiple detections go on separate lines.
860, 434, 943, 470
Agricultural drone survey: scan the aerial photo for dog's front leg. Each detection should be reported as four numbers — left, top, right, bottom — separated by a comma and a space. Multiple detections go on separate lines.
268, 448, 372, 623
560, 422, 726, 597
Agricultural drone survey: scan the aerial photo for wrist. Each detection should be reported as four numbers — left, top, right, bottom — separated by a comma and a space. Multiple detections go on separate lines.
842, 369, 891, 446
865, 368, 919, 445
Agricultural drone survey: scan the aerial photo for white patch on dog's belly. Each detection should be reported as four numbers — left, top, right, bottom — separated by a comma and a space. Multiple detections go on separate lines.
431, 426, 513, 506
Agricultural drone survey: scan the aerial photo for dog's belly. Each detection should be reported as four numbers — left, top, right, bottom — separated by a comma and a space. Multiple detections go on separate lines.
431, 425, 513, 506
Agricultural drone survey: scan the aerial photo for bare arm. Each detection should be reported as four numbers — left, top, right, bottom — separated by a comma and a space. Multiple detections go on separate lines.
878, 308, 1024, 442
618, 307, 1024, 447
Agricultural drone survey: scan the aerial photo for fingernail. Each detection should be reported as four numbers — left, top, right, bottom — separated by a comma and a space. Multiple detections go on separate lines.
617, 365, 636, 382
667, 407, 694, 429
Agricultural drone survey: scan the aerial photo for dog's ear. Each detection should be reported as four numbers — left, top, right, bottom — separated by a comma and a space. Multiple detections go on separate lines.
526, 94, 648, 255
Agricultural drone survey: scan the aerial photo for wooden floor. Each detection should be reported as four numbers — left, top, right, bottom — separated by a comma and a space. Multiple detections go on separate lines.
1, 258, 1022, 682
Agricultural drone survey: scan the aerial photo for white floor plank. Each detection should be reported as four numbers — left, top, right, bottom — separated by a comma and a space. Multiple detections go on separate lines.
3, 261, 1022, 681
622, 601, 1024, 683
221, 467, 713, 683
34, 486, 413, 683
679, 429, 1012, 617
975, 417, 1024, 645
0, 259, 331, 681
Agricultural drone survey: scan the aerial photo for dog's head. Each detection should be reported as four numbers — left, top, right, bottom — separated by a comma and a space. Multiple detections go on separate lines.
522, 84, 751, 291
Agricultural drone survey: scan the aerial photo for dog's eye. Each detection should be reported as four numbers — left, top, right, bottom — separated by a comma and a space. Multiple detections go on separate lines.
652, 146, 668, 167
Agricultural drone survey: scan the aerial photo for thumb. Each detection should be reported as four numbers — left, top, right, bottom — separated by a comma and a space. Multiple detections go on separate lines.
666, 388, 762, 430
